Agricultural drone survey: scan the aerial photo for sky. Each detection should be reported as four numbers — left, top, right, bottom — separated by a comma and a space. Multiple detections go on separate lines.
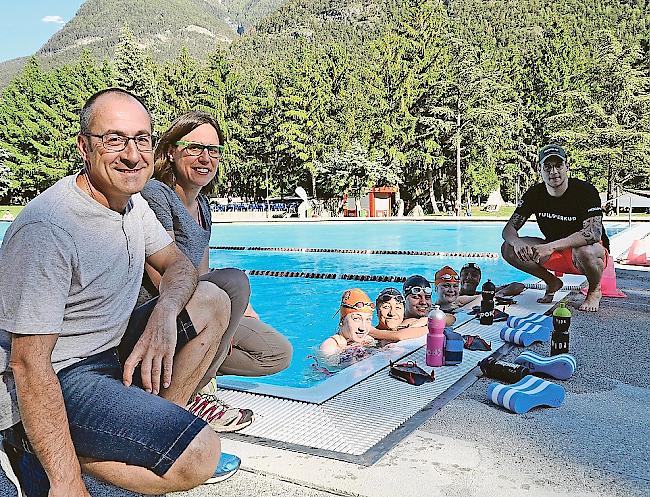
0, 1, 86, 63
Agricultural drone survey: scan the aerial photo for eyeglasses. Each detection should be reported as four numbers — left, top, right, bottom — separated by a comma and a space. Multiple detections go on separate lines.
541, 161, 566, 172
341, 301, 375, 310
175, 140, 224, 160
83, 133, 154, 152
378, 293, 405, 304
404, 286, 433, 297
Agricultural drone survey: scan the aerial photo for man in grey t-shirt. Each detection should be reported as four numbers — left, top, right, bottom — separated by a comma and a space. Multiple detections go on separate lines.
0, 89, 237, 495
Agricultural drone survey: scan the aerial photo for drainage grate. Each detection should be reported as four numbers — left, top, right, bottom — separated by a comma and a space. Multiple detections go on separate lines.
219, 289, 570, 464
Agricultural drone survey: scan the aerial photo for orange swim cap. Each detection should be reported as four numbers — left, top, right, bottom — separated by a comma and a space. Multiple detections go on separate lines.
339, 288, 375, 321
434, 266, 459, 286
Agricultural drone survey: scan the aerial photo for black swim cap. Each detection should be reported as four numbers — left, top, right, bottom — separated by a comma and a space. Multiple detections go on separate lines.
403, 275, 431, 295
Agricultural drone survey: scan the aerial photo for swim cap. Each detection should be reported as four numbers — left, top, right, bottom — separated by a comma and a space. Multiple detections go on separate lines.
340, 288, 375, 321
434, 266, 459, 286
376, 287, 405, 306
403, 275, 431, 296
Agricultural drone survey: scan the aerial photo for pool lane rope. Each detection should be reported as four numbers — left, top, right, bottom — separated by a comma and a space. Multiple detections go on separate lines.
241, 270, 583, 290
210, 245, 499, 259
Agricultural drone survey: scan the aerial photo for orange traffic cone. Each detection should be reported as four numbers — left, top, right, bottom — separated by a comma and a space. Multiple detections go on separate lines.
621, 239, 649, 266
581, 254, 626, 298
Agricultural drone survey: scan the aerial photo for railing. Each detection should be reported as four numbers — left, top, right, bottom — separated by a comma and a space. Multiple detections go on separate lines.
602, 192, 633, 228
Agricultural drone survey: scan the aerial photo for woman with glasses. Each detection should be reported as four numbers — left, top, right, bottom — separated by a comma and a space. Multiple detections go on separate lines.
320, 288, 377, 360
139, 111, 292, 433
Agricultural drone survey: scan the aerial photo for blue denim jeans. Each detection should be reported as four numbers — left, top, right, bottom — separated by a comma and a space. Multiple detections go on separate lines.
3, 299, 207, 483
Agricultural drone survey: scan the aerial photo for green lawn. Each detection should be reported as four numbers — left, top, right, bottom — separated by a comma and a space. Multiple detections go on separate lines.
0, 205, 23, 216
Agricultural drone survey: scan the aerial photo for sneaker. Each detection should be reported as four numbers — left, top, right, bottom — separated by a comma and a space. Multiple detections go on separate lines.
204, 452, 241, 484
186, 392, 254, 433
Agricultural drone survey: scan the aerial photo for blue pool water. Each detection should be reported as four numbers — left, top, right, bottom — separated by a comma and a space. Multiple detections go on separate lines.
0, 220, 628, 391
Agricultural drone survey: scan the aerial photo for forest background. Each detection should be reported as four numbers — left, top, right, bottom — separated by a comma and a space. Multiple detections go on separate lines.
0, 0, 649, 215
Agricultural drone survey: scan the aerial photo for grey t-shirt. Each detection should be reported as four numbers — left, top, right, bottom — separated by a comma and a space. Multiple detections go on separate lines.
0, 175, 172, 429
140, 179, 211, 267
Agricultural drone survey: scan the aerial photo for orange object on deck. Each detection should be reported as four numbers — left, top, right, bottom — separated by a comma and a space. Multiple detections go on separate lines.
581, 254, 626, 298
620, 239, 649, 266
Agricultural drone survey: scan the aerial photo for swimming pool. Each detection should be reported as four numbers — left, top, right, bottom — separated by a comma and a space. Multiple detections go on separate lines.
0, 220, 630, 403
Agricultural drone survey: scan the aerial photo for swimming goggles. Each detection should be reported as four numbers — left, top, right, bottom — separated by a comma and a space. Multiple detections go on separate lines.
378, 293, 405, 304
461, 262, 481, 272
341, 301, 376, 310
437, 274, 459, 283
404, 286, 433, 297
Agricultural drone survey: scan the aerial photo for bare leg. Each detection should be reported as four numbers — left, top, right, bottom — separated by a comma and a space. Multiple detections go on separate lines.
573, 244, 605, 312
80, 425, 220, 494
161, 281, 231, 406
501, 238, 563, 303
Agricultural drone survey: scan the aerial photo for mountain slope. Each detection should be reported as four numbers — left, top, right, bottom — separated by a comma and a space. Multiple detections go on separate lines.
0, 0, 286, 86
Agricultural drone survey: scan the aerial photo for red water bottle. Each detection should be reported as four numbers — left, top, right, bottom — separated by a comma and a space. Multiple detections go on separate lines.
426, 305, 446, 367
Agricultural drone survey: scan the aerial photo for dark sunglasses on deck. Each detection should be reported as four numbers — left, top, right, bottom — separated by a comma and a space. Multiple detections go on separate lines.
404, 286, 433, 297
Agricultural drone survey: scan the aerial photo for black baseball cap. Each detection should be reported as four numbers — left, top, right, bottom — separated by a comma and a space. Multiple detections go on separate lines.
538, 144, 567, 165
403, 275, 431, 295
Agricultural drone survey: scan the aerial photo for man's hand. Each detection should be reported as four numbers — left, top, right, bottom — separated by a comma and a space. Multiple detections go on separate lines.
512, 239, 536, 261
532, 243, 555, 264
123, 305, 177, 394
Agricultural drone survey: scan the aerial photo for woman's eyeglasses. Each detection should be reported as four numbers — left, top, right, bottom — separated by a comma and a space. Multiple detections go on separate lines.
175, 140, 224, 159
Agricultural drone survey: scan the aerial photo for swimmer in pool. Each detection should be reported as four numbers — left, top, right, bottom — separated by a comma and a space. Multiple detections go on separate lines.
320, 288, 377, 358
459, 262, 525, 298
370, 286, 453, 343
434, 266, 479, 312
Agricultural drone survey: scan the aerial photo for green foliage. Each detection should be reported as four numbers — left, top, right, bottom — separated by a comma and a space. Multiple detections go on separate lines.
0, 0, 649, 207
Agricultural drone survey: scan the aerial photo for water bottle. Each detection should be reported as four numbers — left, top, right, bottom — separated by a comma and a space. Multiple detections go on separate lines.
479, 279, 496, 325
478, 357, 529, 383
481, 279, 496, 300
426, 305, 446, 367
551, 302, 571, 356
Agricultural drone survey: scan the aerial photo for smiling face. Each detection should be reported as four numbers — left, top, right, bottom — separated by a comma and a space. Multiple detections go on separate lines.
460, 267, 481, 295
377, 297, 405, 330
170, 123, 220, 190
436, 281, 460, 307
339, 312, 373, 344
404, 291, 432, 318
77, 93, 153, 210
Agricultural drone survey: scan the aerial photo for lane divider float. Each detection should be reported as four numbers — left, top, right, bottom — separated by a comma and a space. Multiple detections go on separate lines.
210, 245, 498, 258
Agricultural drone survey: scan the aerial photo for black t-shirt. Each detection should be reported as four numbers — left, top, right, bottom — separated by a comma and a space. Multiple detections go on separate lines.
514, 178, 609, 249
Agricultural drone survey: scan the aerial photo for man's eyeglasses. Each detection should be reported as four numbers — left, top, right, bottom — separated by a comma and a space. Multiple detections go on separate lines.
83, 133, 154, 152
541, 161, 566, 172
404, 286, 433, 297
341, 301, 376, 310
175, 140, 224, 160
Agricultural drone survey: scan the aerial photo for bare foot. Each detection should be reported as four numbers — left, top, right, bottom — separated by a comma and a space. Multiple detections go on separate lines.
579, 288, 602, 312
537, 276, 563, 304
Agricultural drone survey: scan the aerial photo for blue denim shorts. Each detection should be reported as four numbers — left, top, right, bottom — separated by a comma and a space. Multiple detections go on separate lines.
5, 298, 207, 478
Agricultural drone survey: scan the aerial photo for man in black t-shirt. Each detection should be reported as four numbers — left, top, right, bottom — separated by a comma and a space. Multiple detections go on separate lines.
501, 144, 607, 312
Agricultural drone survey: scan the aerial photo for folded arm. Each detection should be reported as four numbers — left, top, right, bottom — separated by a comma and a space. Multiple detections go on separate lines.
10, 333, 90, 497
